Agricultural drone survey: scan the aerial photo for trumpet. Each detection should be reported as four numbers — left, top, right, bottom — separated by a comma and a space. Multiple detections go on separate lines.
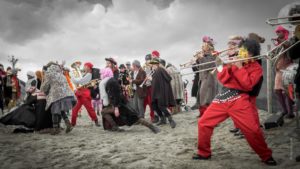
139, 70, 155, 87
76, 79, 101, 90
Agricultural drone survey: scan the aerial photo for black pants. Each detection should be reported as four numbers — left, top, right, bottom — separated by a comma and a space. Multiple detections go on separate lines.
152, 99, 171, 118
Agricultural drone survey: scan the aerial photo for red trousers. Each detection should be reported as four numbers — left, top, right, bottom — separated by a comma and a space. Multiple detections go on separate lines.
233, 96, 260, 128
71, 88, 98, 126
144, 86, 155, 120
198, 106, 208, 118
197, 94, 272, 161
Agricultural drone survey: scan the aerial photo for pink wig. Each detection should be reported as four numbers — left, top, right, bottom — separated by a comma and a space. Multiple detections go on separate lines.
101, 67, 113, 79
275, 25, 289, 40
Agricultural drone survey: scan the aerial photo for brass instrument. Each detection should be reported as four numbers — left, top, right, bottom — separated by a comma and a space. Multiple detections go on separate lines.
180, 47, 238, 70
181, 54, 269, 76
76, 79, 101, 90
71, 61, 83, 88
266, 2, 300, 27
71, 61, 83, 79
266, 2, 300, 64
139, 70, 155, 87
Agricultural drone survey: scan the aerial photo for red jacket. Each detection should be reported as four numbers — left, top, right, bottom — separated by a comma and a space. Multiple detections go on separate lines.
217, 61, 263, 92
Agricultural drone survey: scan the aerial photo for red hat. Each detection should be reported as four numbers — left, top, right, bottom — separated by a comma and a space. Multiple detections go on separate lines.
152, 50, 160, 58
84, 62, 93, 69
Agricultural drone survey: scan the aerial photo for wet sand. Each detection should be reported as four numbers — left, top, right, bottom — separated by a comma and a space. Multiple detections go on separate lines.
0, 107, 300, 169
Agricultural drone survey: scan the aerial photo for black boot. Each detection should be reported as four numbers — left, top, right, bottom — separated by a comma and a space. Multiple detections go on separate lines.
263, 157, 277, 166
229, 128, 239, 133
192, 154, 211, 160
157, 116, 167, 126
167, 116, 176, 128
95, 119, 101, 127
152, 115, 160, 123
63, 118, 73, 133
138, 118, 161, 134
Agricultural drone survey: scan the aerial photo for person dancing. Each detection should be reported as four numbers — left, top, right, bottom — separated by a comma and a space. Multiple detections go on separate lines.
99, 68, 160, 133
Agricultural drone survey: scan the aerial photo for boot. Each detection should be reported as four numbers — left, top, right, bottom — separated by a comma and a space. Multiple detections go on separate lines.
138, 118, 161, 134
103, 114, 122, 131
167, 116, 176, 128
51, 127, 61, 135
152, 115, 160, 123
63, 118, 73, 133
95, 119, 101, 127
156, 116, 167, 126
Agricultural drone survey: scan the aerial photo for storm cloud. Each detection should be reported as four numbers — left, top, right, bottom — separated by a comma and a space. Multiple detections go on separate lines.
0, 0, 297, 81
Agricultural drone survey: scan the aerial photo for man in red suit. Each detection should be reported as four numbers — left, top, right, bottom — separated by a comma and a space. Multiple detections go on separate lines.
71, 62, 100, 127
193, 39, 277, 166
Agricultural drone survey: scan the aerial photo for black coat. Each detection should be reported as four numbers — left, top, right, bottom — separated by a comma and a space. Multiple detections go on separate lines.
151, 67, 176, 107
288, 37, 300, 93
104, 78, 139, 127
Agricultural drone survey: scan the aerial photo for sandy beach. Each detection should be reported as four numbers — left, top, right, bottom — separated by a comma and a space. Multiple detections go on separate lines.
0, 106, 300, 169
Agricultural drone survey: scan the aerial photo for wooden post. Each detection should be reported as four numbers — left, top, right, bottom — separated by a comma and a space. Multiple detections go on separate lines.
267, 45, 273, 114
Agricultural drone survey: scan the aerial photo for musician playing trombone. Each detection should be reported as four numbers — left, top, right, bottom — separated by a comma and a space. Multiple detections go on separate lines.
193, 38, 277, 166
196, 36, 217, 117
71, 62, 100, 127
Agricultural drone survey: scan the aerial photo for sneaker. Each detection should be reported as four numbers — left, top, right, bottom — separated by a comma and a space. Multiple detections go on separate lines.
192, 154, 211, 160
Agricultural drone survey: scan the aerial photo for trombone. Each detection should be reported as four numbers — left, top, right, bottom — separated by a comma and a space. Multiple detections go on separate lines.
266, 15, 300, 26
181, 54, 269, 76
266, 2, 300, 26
180, 47, 238, 70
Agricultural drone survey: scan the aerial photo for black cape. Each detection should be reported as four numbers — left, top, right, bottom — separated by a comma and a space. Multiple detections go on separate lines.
151, 67, 175, 107
0, 95, 52, 131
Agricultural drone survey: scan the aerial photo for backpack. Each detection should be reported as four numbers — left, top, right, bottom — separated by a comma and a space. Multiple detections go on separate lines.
91, 68, 100, 80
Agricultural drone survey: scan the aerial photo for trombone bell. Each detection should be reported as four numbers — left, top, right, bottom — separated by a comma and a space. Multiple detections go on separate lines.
266, 2, 300, 28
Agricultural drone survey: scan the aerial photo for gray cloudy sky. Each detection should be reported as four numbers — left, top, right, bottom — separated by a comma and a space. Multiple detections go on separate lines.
0, 0, 297, 80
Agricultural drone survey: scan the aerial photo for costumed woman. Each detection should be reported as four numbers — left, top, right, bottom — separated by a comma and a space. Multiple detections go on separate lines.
41, 62, 76, 135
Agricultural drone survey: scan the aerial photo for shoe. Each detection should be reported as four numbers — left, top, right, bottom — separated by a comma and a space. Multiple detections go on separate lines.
296, 155, 300, 162
157, 116, 167, 126
152, 115, 160, 123
138, 119, 161, 134
263, 157, 277, 166
192, 154, 211, 160
64, 119, 73, 133
234, 130, 243, 136
167, 116, 176, 129
95, 119, 101, 127
285, 113, 295, 119
238, 134, 245, 139
51, 128, 61, 135
229, 128, 239, 133
111, 126, 125, 132
191, 105, 199, 110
